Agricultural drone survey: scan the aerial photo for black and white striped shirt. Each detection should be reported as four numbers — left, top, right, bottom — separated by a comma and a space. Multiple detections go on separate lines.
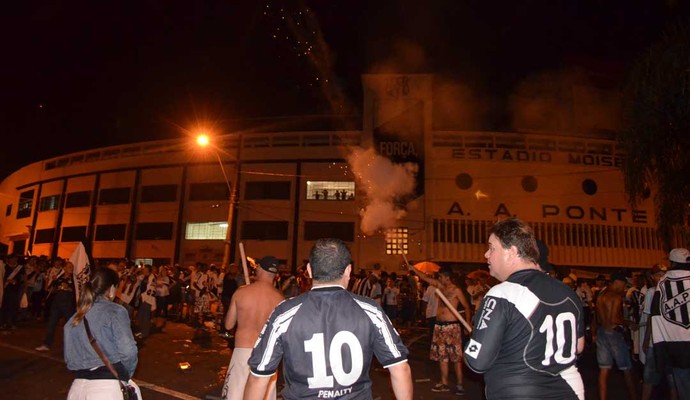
248, 285, 409, 400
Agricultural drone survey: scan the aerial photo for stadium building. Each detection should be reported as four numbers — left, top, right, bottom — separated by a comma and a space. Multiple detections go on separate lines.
0, 74, 682, 275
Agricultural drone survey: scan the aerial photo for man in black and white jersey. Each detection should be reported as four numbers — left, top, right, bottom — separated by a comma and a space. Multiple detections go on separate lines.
244, 238, 413, 400
464, 218, 585, 399
649, 247, 690, 399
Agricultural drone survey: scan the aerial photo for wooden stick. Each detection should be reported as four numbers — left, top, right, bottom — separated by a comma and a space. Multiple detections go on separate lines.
239, 242, 250, 285
402, 252, 473, 333
434, 288, 473, 333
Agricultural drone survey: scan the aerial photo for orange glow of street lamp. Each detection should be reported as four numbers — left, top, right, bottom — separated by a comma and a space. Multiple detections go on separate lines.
196, 134, 210, 147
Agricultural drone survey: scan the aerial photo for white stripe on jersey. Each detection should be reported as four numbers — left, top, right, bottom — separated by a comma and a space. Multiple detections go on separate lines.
486, 281, 540, 319
256, 303, 302, 372
353, 298, 402, 358
559, 365, 585, 400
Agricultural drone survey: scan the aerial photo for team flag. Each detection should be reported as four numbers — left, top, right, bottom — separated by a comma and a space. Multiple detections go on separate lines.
70, 241, 92, 300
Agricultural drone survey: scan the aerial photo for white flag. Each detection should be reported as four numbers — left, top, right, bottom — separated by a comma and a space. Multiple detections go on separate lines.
70, 242, 91, 301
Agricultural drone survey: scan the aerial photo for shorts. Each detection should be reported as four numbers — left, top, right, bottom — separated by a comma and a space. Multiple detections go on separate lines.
222, 348, 277, 400
596, 327, 632, 370
67, 379, 141, 400
430, 321, 463, 363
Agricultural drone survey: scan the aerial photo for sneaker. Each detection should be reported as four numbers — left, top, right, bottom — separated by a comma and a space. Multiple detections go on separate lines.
35, 345, 50, 352
455, 384, 465, 395
431, 383, 451, 392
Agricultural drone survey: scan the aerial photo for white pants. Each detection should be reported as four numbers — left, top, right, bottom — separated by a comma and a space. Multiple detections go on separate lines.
67, 379, 142, 400
222, 348, 276, 400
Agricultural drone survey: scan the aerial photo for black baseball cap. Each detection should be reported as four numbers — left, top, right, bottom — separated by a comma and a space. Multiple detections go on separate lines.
258, 256, 280, 273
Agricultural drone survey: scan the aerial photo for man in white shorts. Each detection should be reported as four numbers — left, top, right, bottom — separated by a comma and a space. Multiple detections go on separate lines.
221, 256, 284, 400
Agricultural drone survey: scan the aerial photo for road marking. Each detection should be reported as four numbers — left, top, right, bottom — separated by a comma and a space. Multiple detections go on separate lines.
0, 342, 201, 400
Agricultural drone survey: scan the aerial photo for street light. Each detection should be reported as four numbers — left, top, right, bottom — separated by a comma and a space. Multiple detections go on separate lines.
196, 132, 241, 270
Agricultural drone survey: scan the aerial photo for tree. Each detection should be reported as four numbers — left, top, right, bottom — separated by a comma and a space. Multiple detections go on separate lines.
620, 21, 690, 250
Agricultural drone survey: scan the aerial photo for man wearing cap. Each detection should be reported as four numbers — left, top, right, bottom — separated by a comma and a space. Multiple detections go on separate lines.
649, 248, 690, 399
244, 238, 412, 400
595, 271, 638, 400
465, 218, 585, 400
221, 256, 284, 400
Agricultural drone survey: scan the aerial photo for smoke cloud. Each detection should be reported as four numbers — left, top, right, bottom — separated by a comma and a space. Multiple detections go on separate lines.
346, 147, 418, 235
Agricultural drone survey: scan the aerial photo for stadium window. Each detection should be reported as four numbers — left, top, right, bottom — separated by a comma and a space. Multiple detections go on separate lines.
304, 221, 354, 242
140, 184, 178, 203
39, 195, 60, 212
98, 187, 131, 205
185, 222, 228, 240
245, 181, 291, 200
34, 228, 55, 244
17, 190, 34, 219
135, 222, 174, 240
65, 191, 92, 208
134, 258, 153, 267
241, 221, 289, 240
189, 182, 230, 201
306, 181, 354, 201
6, 204, 12, 217
95, 224, 127, 241
61, 226, 87, 242
386, 227, 408, 255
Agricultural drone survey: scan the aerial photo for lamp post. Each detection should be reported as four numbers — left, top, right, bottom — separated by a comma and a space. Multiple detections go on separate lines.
196, 133, 241, 270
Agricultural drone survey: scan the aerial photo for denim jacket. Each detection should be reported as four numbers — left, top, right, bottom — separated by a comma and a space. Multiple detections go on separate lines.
64, 297, 138, 379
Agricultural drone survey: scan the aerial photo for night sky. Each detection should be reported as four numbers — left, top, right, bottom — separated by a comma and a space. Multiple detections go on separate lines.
1, 1, 687, 179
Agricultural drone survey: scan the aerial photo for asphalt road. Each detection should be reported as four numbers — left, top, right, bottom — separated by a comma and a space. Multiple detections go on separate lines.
0, 316, 669, 399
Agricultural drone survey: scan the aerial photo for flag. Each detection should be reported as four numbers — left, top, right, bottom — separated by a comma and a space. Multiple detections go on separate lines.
70, 241, 92, 301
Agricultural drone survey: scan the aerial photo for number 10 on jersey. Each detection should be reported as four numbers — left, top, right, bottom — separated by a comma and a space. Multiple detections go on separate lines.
539, 312, 577, 366
304, 331, 364, 388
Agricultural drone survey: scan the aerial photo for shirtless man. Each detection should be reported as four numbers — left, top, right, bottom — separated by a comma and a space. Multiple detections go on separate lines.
222, 256, 284, 400
595, 272, 637, 400
412, 266, 471, 395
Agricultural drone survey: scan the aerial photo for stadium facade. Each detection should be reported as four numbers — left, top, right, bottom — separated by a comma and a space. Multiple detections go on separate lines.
0, 74, 681, 275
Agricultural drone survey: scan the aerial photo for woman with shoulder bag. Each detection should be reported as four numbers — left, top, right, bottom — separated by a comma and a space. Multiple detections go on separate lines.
64, 267, 141, 399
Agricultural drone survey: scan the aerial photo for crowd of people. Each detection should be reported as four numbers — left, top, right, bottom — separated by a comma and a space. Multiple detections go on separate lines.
0, 219, 688, 400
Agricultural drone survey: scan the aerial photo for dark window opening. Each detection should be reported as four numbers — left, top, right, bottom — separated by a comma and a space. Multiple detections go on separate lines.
98, 187, 131, 205
136, 222, 174, 240
66, 191, 92, 208
34, 228, 56, 244
62, 226, 87, 242
241, 221, 288, 240
189, 182, 231, 201
95, 224, 127, 241
245, 181, 291, 200
304, 221, 354, 242
140, 185, 178, 203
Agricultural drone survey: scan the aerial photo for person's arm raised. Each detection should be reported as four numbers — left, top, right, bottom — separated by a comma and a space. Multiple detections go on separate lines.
409, 265, 440, 287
